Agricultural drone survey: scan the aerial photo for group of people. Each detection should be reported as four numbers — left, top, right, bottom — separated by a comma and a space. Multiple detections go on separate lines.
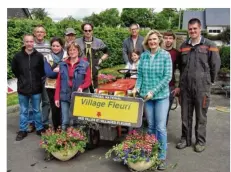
11, 18, 221, 170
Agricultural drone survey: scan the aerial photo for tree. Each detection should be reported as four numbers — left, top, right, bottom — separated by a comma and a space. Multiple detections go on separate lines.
83, 8, 121, 27
159, 8, 179, 29
120, 8, 155, 28
30, 8, 48, 20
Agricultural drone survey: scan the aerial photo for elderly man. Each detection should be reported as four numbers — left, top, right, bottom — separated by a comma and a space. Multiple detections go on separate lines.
76, 22, 109, 93
122, 23, 145, 65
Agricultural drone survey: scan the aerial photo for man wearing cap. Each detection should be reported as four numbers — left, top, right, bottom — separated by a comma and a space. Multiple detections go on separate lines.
64, 28, 76, 50
76, 22, 109, 93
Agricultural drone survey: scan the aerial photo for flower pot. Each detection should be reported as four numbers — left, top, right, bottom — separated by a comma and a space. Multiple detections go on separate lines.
51, 149, 78, 161
127, 160, 155, 171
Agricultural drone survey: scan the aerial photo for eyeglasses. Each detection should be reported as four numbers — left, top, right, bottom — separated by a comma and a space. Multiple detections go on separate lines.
84, 30, 92, 32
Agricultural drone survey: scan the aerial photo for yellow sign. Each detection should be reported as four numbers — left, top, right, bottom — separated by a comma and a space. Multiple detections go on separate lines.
71, 92, 144, 127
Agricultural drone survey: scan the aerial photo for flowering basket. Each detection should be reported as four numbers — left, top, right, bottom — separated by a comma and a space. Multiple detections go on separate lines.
40, 127, 88, 161
105, 130, 160, 171
98, 74, 116, 85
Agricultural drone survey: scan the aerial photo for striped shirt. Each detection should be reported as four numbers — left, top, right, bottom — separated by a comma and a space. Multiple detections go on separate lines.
135, 48, 172, 100
34, 39, 51, 56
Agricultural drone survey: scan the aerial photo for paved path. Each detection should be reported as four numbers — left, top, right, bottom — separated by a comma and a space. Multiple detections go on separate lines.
7, 95, 230, 172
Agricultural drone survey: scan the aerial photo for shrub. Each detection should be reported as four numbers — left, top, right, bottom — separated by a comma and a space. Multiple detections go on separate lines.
219, 46, 230, 69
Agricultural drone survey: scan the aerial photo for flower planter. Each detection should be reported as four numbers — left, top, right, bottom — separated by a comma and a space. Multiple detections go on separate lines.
127, 160, 155, 171
51, 149, 78, 161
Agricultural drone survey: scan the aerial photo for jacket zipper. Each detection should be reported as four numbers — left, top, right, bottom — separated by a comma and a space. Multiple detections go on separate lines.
29, 54, 32, 91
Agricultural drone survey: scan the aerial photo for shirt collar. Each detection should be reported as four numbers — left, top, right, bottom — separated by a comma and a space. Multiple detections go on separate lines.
188, 36, 205, 46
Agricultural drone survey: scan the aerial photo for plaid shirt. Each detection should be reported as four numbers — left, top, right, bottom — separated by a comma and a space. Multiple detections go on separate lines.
135, 48, 172, 100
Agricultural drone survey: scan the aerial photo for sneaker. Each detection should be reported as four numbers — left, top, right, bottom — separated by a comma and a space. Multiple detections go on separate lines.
36, 129, 46, 136
194, 143, 205, 153
176, 139, 191, 149
16, 131, 27, 141
27, 123, 35, 133
157, 160, 167, 170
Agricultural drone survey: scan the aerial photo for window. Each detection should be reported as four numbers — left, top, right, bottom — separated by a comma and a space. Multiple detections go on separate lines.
209, 30, 212, 33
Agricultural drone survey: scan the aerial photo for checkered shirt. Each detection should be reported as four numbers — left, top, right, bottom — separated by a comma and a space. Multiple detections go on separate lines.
135, 48, 172, 100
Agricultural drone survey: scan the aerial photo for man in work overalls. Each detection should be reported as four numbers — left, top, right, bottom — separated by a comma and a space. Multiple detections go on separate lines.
174, 18, 221, 152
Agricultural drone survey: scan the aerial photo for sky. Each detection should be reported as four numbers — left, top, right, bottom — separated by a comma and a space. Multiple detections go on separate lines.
45, 8, 164, 22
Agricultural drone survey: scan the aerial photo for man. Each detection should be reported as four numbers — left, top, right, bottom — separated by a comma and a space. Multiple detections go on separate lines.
32, 25, 51, 130
76, 22, 109, 93
11, 34, 45, 141
122, 23, 145, 65
163, 31, 180, 126
64, 28, 76, 50
175, 18, 221, 152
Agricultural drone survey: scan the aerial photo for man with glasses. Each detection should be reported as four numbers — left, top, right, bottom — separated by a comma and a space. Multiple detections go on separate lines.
122, 23, 145, 65
76, 22, 109, 93
175, 18, 220, 152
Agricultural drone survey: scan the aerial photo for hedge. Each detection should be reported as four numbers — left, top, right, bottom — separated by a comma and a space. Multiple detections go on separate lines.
7, 18, 230, 79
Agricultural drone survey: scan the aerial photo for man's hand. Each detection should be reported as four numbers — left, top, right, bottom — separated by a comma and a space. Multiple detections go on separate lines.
144, 91, 153, 101
172, 88, 180, 96
77, 88, 83, 93
55, 100, 60, 108
98, 58, 103, 65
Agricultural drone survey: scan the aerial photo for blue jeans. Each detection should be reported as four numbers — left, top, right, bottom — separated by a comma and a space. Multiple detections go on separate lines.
61, 101, 71, 130
28, 100, 34, 124
144, 97, 169, 160
18, 94, 43, 131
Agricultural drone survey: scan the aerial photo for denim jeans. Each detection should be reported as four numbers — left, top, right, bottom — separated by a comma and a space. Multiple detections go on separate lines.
144, 97, 169, 160
61, 101, 71, 130
28, 100, 34, 124
18, 94, 43, 131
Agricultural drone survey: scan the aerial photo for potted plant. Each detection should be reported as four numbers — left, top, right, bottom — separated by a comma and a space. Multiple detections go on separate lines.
105, 130, 160, 171
40, 127, 88, 161
98, 74, 116, 85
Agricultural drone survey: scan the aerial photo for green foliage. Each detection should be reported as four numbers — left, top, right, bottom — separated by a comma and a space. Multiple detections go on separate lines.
84, 8, 121, 27
121, 8, 155, 28
30, 8, 48, 20
7, 93, 18, 107
219, 46, 230, 69
186, 8, 205, 11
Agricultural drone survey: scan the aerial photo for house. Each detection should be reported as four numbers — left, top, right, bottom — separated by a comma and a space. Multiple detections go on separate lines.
182, 8, 230, 35
7, 8, 32, 19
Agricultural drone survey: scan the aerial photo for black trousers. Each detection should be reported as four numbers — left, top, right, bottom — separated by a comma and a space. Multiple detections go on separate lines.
46, 88, 62, 131
180, 89, 210, 146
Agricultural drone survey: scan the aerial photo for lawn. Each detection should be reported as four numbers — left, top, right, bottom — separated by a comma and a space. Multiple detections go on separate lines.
7, 92, 18, 107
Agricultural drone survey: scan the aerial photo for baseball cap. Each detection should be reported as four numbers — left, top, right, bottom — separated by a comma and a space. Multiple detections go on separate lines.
65, 28, 76, 35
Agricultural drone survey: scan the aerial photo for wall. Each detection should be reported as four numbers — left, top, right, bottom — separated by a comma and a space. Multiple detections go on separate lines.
207, 26, 227, 35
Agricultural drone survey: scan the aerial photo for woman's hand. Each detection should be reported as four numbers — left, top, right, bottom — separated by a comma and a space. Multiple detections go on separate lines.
53, 67, 60, 73
77, 88, 83, 93
132, 88, 138, 97
144, 91, 154, 101
55, 100, 60, 108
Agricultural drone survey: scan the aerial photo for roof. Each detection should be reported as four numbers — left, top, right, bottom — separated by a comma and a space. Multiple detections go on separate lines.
182, 11, 206, 30
7, 8, 32, 19
205, 8, 230, 26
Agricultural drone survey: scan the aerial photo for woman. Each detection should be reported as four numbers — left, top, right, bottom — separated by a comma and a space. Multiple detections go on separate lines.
44, 37, 67, 131
132, 30, 172, 170
55, 42, 91, 131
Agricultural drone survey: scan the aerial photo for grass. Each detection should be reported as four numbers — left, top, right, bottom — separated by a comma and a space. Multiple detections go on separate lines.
99, 64, 126, 78
7, 92, 18, 107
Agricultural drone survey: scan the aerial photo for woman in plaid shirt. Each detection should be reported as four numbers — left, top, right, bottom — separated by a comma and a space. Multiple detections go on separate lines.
132, 30, 172, 170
